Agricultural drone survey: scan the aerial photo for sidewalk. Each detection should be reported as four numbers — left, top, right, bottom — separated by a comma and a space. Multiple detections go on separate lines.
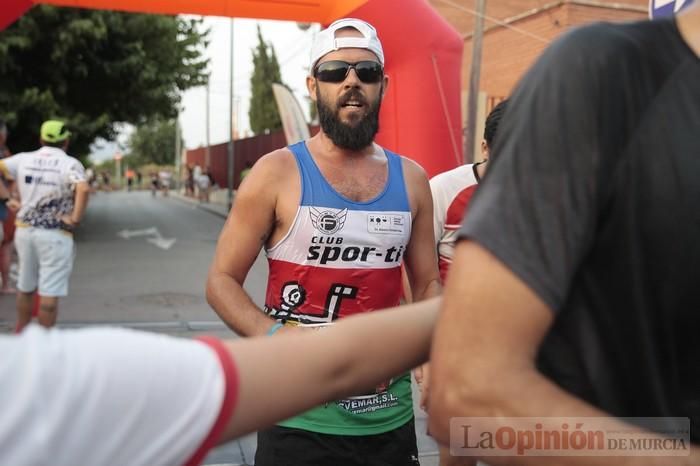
171, 189, 230, 219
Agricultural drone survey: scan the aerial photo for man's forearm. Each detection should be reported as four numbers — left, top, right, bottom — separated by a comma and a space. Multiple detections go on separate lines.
412, 277, 442, 302
0, 182, 9, 199
429, 368, 698, 466
71, 183, 89, 222
218, 297, 441, 440
206, 271, 275, 337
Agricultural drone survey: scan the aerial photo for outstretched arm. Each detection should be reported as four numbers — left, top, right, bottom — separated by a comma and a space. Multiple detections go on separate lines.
219, 296, 440, 440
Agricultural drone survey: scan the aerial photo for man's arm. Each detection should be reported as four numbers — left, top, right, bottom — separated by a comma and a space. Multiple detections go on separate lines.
402, 159, 442, 302
428, 241, 698, 466
218, 296, 440, 440
429, 175, 447, 250
66, 181, 89, 225
206, 151, 289, 337
0, 158, 17, 206
0, 177, 9, 199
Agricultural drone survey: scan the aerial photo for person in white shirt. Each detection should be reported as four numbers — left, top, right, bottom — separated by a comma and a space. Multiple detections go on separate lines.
0, 120, 90, 329
430, 99, 508, 283
0, 298, 438, 466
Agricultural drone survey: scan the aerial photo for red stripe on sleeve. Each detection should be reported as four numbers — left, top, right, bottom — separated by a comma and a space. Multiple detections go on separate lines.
184, 336, 239, 466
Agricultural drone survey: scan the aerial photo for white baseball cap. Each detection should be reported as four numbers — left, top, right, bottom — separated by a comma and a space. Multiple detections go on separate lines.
309, 18, 384, 72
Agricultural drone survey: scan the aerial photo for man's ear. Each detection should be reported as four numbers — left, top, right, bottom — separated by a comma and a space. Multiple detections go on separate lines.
306, 76, 317, 103
480, 140, 489, 159
380, 74, 389, 99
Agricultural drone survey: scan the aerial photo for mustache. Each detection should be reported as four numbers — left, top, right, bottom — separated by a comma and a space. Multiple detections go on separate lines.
338, 90, 368, 107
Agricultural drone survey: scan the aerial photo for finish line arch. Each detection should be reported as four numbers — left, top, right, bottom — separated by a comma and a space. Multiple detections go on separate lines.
3, 0, 463, 175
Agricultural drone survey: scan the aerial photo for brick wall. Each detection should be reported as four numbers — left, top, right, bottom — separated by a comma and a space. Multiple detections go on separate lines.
431, 0, 648, 98
185, 126, 319, 190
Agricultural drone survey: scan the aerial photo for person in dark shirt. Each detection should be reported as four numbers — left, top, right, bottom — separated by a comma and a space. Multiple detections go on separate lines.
429, 4, 700, 464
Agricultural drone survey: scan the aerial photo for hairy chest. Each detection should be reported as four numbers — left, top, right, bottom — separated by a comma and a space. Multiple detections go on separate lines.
321, 165, 388, 202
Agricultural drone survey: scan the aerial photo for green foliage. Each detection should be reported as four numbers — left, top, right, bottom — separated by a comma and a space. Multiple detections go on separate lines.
127, 118, 181, 166
248, 25, 284, 135
0, 6, 209, 160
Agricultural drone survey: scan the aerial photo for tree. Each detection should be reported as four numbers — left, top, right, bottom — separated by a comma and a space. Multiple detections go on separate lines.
248, 25, 284, 135
0, 6, 209, 159
127, 118, 181, 166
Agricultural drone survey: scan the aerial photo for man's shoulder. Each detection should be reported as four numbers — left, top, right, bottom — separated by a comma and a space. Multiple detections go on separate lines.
430, 164, 474, 182
9, 149, 38, 158
254, 147, 298, 176
430, 164, 476, 190
1, 149, 38, 165
392, 152, 429, 184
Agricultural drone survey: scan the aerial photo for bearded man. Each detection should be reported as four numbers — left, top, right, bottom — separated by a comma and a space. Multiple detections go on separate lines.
206, 18, 441, 466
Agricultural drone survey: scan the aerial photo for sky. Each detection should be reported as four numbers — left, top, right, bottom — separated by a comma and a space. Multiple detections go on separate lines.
90, 16, 318, 163
179, 16, 318, 150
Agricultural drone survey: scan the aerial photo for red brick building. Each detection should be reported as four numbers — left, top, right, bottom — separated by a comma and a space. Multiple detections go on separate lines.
428, 0, 649, 158
431, 0, 648, 97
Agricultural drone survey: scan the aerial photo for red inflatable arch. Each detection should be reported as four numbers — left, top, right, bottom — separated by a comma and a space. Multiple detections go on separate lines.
2, 0, 463, 175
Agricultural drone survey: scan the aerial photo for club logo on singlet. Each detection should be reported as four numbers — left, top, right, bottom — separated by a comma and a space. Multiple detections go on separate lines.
310, 207, 348, 235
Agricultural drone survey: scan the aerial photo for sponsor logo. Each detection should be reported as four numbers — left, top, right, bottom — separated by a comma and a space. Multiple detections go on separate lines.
337, 392, 400, 415
307, 239, 405, 265
266, 283, 358, 324
310, 207, 347, 235
368, 213, 407, 235
280, 282, 306, 312
23, 175, 57, 186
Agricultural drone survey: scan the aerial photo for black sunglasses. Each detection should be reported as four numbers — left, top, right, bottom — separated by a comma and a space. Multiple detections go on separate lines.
314, 60, 384, 84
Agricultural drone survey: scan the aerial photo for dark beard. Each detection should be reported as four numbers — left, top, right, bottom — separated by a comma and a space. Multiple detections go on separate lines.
316, 87, 381, 151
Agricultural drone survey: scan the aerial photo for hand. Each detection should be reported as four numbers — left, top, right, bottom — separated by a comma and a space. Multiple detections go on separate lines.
7, 199, 20, 212
414, 363, 430, 412
59, 215, 78, 227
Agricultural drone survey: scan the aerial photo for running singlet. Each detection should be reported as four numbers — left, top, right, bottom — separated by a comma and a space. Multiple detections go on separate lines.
264, 141, 414, 436
0, 146, 85, 230
430, 164, 479, 282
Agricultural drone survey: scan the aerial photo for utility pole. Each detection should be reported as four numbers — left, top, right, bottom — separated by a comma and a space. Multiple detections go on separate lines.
114, 152, 122, 189
465, 0, 487, 164
205, 80, 211, 168
175, 115, 181, 190
227, 18, 235, 211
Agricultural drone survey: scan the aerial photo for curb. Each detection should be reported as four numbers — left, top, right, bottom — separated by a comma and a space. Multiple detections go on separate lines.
170, 193, 229, 219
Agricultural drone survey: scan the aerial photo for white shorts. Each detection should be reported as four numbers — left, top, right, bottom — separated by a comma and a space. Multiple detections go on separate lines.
14, 227, 75, 297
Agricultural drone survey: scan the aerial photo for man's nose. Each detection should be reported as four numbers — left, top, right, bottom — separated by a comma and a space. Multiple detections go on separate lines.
343, 67, 361, 87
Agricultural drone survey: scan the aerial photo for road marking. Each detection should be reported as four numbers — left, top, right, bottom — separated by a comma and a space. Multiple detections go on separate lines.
117, 227, 176, 250
117, 227, 158, 239
147, 236, 176, 250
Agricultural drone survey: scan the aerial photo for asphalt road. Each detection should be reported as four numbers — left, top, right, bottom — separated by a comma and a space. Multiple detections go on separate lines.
0, 189, 439, 465
0, 190, 266, 334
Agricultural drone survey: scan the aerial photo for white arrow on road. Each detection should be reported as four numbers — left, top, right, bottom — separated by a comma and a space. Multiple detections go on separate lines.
117, 227, 176, 250
147, 236, 177, 250
117, 227, 158, 239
